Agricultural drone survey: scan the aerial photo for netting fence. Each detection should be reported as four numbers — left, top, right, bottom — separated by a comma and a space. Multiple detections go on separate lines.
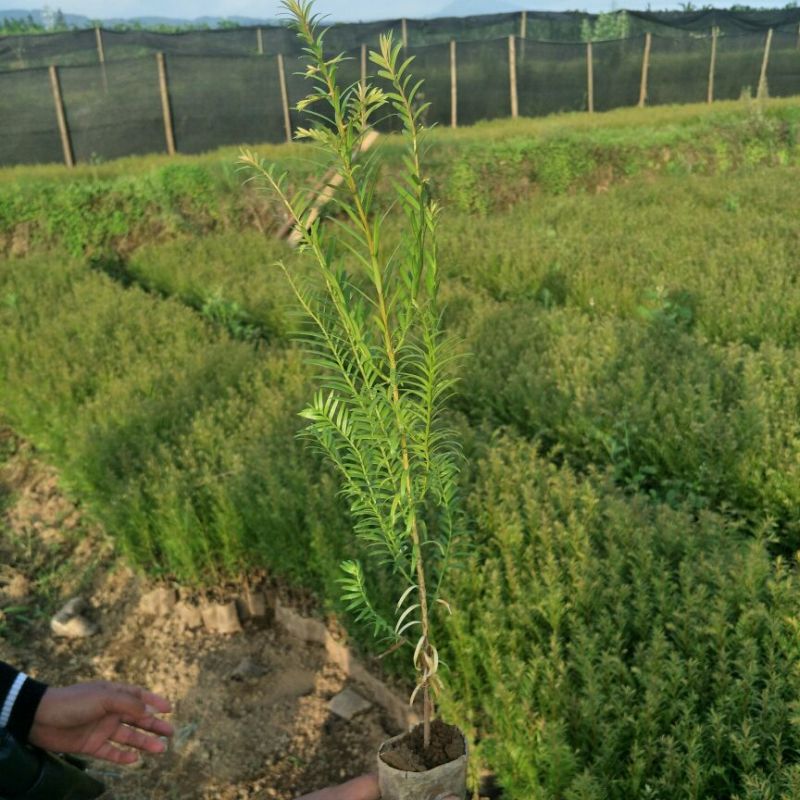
1, 23, 798, 167
3, 9, 800, 71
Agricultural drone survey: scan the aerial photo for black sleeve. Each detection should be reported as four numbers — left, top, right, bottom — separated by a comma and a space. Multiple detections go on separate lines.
0, 661, 48, 744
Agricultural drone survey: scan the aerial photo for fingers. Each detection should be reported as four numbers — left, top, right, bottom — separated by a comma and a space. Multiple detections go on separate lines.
293, 773, 379, 800
106, 683, 173, 715
122, 713, 175, 738
93, 739, 141, 765
111, 723, 168, 754
98, 684, 173, 732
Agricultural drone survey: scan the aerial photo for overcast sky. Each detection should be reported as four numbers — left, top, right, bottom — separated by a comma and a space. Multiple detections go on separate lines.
5, 0, 791, 21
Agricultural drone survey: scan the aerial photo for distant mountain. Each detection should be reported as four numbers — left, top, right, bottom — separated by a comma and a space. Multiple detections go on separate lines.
0, 8, 278, 28
435, 0, 525, 16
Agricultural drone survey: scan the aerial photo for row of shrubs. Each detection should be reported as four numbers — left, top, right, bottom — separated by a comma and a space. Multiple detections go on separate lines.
2, 99, 799, 258
87, 165, 800, 554
442, 437, 800, 799
0, 255, 351, 590
4, 251, 800, 799
99, 160, 800, 351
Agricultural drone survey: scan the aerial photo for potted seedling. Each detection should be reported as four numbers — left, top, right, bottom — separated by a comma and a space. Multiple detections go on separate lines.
240, 2, 468, 797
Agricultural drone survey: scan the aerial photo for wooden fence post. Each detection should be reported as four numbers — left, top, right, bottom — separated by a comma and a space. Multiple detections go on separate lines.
94, 26, 108, 92
450, 39, 457, 128
156, 52, 176, 155
508, 35, 518, 119
638, 32, 651, 107
587, 40, 594, 113
94, 26, 105, 64
360, 43, 367, 89
401, 18, 408, 49
277, 53, 292, 144
707, 26, 718, 104
758, 27, 773, 99
48, 64, 74, 167
520, 10, 527, 60
257, 27, 264, 55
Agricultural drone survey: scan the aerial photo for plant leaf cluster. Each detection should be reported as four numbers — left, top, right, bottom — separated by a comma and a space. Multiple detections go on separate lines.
240, 0, 465, 710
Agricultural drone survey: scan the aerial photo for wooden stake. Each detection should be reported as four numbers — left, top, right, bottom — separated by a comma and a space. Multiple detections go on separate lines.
156, 52, 176, 155
520, 10, 527, 38
360, 43, 367, 89
638, 32, 651, 107
285, 130, 380, 246
450, 39, 457, 128
277, 53, 292, 144
401, 18, 408, 49
758, 27, 773, 99
94, 26, 105, 63
707, 26, 718, 104
509, 35, 518, 119
94, 25, 108, 93
48, 64, 74, 167
257, 27, 264, 55
587, 40, 594, 113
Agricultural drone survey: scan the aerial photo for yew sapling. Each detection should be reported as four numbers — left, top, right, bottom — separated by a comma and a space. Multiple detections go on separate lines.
239, 0, 464, 751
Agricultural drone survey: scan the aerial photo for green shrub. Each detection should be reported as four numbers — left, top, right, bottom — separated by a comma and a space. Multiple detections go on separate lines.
440, 436, 800, 800
460, 302, 800, 548
124, 230, 309, 341
0, 253, 349, 585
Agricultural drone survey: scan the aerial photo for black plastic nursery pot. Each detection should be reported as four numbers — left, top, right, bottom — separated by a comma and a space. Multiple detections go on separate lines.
378, 720, 468, 800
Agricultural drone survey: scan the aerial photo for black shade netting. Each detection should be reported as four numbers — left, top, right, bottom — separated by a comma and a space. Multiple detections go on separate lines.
99, 27, 271, 61
627, 8, 800, 36
455, 38, 513, 125
58, 58, 164, 163
404, 42, 451, 130
321, 20, 403, 54
407, 13, 518, 47
166, 54, 286, 154
648, 34, 710, 106
0, 28, 97, 71
522, 12, 590, 43
714, 33, 770, 101
517, 39, 588, 117
0, 66, 62, 165
763, 32, 800, 99
593, 37, 642, 111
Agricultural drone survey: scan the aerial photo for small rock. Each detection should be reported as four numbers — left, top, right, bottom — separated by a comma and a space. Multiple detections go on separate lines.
329, 688, 372, 721
228, 657, 268, 681
175, 601, 203, 630
139, 587, 177, 617
201, 602, 242, 635
51, 597, 98, 638
236, 589, 268, 621
3, 573, 30, 601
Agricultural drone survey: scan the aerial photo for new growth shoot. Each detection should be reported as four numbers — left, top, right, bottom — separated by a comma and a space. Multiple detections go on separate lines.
239, 0, 463, 749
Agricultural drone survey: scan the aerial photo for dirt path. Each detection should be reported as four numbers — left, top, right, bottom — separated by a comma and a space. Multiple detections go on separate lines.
0, 428, 398, 799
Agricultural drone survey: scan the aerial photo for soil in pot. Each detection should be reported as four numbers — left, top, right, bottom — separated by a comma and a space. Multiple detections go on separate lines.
380, 719, 465, 772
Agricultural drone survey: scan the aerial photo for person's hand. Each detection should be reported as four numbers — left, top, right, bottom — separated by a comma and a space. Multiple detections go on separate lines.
293, 773, 459, 800
27, 681, 174, 765
295, 774, 381, 800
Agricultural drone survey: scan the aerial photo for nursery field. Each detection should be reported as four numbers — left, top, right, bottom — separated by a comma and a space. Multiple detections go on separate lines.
3, 97, 800, 798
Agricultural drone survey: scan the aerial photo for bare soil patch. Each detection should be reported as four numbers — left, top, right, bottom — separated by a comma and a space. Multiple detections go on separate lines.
0, 428, 399, 799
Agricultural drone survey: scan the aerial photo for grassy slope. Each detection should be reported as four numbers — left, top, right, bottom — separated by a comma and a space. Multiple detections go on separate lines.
2, 97, 799, 258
